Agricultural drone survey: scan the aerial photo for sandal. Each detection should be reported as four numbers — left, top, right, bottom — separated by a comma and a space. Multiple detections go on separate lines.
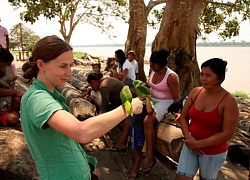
127, 172, 138, 180
139, 158, 156, 175
108, 146, 126, 152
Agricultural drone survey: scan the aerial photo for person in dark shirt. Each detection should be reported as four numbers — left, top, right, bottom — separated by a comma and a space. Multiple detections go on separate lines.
87, 73, 124, 114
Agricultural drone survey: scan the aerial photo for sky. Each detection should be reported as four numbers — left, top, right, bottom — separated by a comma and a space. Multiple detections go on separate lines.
1, 0, 250, 46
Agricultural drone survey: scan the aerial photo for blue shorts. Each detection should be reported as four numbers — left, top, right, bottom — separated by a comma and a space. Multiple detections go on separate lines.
127, 128, 146, 152
125, 78, 133, 87
176, 143, 227, 180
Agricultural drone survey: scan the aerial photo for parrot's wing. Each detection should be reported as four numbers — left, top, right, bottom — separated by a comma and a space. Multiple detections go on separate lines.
120, 85, 133, 116
134, 80, 151, 99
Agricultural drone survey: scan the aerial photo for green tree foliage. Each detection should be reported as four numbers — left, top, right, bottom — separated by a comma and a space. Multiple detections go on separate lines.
148, 0, 250, 41
8, 0, 128, 43
9, 23, 40, 51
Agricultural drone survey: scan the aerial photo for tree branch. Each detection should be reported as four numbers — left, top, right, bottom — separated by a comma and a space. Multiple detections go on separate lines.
146, 0, 166, 15
206, 0, 238, 6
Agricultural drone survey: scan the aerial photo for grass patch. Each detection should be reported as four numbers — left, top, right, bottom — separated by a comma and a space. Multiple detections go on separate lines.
73, 51, 86, 58
232, 91, 249, 98
10, 50, 19, 56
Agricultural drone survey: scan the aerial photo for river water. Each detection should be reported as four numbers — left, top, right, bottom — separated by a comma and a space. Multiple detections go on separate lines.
73, 46, 250, 94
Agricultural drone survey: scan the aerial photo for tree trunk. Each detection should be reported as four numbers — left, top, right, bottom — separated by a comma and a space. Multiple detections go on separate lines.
125, 0, 148, 82
152, 0, 205, 97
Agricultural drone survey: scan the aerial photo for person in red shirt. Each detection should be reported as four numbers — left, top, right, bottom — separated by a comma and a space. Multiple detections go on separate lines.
175, 58, 239, 180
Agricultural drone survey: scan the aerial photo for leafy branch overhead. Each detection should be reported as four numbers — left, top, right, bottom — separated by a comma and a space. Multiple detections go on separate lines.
8, 0, 129, 43
148, 0, 250, 41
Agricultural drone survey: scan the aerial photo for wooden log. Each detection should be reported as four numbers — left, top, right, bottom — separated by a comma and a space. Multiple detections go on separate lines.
66, 76, 88, 93
155, 115, 183, 162
87, 54, 98, 63
15, 78, 29, 92
74, 58, 92, 66
56, 83, 97, 121
72, 69, 110, 82
0, 127, 39, 179
72, 69, 90, 81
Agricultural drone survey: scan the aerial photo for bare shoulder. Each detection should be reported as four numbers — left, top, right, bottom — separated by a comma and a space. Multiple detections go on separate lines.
168, 73, 180, 83
189, 87, 202, 97
224, 92, 238, 107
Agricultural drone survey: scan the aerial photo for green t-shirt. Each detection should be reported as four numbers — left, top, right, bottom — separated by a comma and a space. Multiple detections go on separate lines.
21, 80, 91, 180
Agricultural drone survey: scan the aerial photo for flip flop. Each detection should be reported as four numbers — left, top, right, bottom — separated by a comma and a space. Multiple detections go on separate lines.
139, 158, 156, 175
108, 146, 126, 152
126, 172, 139, 180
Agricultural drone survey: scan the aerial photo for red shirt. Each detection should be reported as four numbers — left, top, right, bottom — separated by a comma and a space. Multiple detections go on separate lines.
188, 89, 228, 155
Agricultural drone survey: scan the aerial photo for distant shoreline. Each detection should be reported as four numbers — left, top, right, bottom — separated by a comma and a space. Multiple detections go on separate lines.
72, 42, 250, 48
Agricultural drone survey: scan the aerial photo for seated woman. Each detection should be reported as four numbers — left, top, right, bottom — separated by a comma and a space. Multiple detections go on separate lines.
141, 49, 180, 174
110, 49, 135, 87
0, 46, 24, 126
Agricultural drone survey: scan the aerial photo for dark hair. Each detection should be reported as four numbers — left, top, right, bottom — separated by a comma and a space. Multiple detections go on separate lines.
150, 49, 170, 67
115, 49, 126, 71
22, 35, 73, 81
201, 58, 227, 83
92, 63, 101, 69
0, 45, 14, 63
87, 72, 103, 83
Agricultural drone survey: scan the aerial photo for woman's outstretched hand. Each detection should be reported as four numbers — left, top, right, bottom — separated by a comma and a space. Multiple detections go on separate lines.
131, 97, 143, 114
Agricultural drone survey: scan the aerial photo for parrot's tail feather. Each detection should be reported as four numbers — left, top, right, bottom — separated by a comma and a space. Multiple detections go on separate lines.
124, 101, 133, 116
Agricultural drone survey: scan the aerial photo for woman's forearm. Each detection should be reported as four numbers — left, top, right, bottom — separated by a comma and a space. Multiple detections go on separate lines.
179, 117, 190, 140
78, 105, 127, 142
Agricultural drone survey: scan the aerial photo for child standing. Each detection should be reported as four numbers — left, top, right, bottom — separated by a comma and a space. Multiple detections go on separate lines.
91, 63, 102, 75
84, 63, 103, 100
127, 98, 154, 180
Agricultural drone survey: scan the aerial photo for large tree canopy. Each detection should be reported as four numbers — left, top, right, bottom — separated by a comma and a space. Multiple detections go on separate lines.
150, 0, 250, 41
126, 0, 250, 96
8, 0, 128, 43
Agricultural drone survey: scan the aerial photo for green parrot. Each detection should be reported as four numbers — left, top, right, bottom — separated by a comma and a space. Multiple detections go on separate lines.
120, 85, 133, 116
133, 80, 152, 100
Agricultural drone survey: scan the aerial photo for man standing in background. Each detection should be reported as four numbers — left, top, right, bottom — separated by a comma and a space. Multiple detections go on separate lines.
0, 17, 9, 51
127, 50, 139, 79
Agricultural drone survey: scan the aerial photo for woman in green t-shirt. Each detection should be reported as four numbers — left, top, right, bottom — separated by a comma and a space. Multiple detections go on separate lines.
20, 35, 143, 180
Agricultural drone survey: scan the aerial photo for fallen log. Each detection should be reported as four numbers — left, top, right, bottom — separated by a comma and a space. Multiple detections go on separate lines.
56, 82, 97, 121
87, 55, 97, 63
66, 76, 88, 93
155, 116, 183, 162
0, 127, 39, 180
72, 69, 110, 82
15, 77, 29, 92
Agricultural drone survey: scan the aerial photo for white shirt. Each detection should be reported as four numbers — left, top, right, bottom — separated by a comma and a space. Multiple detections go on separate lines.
118, 60, 136, 80
129, 59, 138, 74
